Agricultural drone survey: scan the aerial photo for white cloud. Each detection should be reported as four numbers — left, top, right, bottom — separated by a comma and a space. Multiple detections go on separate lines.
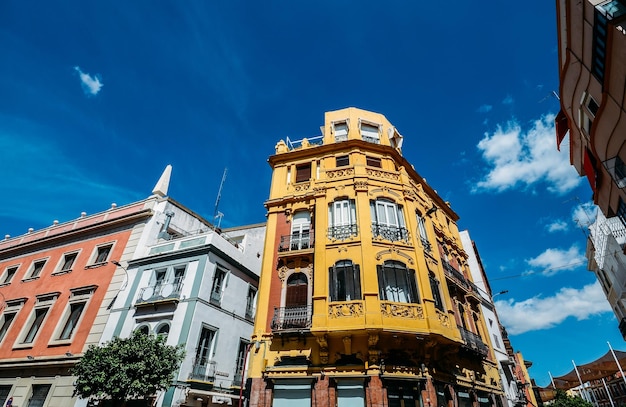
74, 66, 103, 96
546, 219, 568, 233
473, 114, 581, 194
477, 104, 493, 113
502, 95, 514, 105
526, 245, 586, 276
495, 282, 611, 335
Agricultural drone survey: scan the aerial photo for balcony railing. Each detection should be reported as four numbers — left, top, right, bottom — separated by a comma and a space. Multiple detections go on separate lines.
136, 279, 183, 304
371, 224, 409, 242
442, 261, 469, 289
278, 231, 314, 252
328, 224, 358, 240
271, 305, 312, 331
459, 327, 488, 358
189, 360, 217, 382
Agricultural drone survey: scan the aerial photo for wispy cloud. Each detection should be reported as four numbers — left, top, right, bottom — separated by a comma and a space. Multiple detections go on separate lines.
477, 104, 493, 113
74, 66, 103, 96
526, 245, 586, 276
473, 114, 581, 194
496, 282, 611, 335
502, 95, 514, 105
546, 219, 568, 233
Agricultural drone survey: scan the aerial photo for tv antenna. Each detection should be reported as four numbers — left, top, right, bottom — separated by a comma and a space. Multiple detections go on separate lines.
213, 168, 228, 227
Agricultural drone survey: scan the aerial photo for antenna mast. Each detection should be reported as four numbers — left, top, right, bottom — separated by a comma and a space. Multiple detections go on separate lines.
214, 168, 228, 226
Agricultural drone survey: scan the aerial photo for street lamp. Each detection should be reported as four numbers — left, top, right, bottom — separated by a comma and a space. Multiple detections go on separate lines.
492, 290, 509, 300
112, 260, 129, 290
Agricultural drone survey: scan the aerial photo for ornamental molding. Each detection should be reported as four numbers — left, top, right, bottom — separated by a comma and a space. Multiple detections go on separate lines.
278, 264, 313, 283
375, 247, 414, 265
326, 168, 355, 178
366, 168, 400, 181
328, 302, 364, 318
380, 302, 424, 319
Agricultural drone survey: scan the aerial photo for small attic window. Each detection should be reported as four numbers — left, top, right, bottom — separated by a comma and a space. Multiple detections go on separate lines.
334, 121, 348, 142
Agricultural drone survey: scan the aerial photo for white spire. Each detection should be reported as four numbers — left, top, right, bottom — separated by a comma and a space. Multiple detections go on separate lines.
152, 165, 172, 197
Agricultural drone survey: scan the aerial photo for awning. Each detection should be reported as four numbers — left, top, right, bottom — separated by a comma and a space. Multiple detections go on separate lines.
551, 349, 626, 390
556, 110, 569, 151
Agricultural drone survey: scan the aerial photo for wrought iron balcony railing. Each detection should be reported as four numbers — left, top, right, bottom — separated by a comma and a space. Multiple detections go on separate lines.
189, 360, 217, 382
371, 224, 409, 242
442, 260, 469, 289
459, 327, 488, 358
136, 279, 183, 304
327, 224, 358, 240
271, 305, 312, 331
278, 231, 314, 252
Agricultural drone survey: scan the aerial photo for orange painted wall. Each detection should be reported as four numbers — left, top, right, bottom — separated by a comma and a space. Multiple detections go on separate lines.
0, 227, 133, 358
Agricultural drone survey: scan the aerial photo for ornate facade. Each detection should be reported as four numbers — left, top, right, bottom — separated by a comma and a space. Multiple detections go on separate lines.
247, 108, 504, 407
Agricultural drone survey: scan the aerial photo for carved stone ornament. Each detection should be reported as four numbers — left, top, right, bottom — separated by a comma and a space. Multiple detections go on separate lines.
375, 247, 415, 265
326, 168, 354, 178
328, 302, 364, 318
354, 180, 369, 191
437, 311, 451, 327
380, 302, 424, 319
277, 266, 289, 282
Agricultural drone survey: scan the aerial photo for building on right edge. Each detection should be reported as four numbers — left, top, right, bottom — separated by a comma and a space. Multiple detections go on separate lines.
247, 108, 504, 407
556, 0, 626, 337
556, 0, 626, 218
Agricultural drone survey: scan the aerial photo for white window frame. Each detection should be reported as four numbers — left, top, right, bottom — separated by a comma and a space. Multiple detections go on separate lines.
54, 250, 81, 275
210, 265, 229, 305
328, 199, 357, 240
49, 286, 95, 345
156, 322, 171, 339
333, 120, 349, 142
23, 258, 49, 281
0, 264, 20, 285
0, 298, 25, 345
14, 293, 59, 348
245, 285, 257, 319
360, 120, 380, 144
578, 92, 599, 138
88, 242, 115, 266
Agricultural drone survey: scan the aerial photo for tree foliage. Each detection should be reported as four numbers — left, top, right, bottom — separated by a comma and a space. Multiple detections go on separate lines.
550, 389, 594, 407
71, 331, 185, 406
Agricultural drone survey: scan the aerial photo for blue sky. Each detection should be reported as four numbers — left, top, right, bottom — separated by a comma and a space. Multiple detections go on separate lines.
1, 1, 622, 388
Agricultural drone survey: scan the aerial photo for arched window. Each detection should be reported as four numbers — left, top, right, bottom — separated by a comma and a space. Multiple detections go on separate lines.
329, 260, 361, 301
377, 260, 419, 304
136, 325, 150, 336
156, 323, 170, 339
286, 273, 308, 308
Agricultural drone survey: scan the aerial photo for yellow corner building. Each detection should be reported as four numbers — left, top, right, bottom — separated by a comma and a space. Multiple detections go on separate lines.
248, 108, 503, 407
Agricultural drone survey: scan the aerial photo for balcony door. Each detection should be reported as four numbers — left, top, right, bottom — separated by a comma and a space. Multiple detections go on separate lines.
291, 211, 311, 250
286, 273, 308, 309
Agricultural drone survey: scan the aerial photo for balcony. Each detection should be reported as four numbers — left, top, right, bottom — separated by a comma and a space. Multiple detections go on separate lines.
271, 305, 312, 331
136, 279, 183, 305
459, 327, 488, 358
189, 360, 217, 383
278, 231, 314, 252
371, 224, 409, 242
327, 224, 358, 241
442, 261, 469, 290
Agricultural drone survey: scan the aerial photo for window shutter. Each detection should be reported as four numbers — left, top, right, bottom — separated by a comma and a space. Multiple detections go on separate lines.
353, 264, 362, 300
370, 201, 377, 224
350, 200, 356, 224
408, 268, 419, 304
329, 266, 337, 301
376, 265, 386, 301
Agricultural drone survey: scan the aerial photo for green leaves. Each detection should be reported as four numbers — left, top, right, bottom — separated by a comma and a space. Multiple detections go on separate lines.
71, 331, 185, 404
551, 389, 594, 407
